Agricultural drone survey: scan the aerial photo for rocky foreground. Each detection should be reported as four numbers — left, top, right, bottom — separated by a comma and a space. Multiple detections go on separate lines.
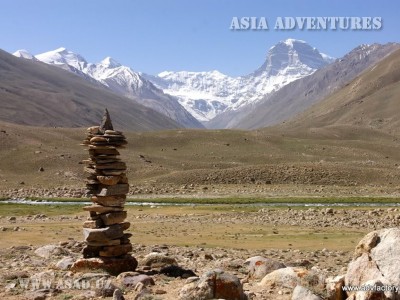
1, 206, 400, 300
1, 224, 400, 299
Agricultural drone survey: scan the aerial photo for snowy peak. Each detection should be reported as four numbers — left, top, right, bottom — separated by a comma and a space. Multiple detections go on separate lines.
282, 38, 306, 47
256, 38, 327, 76
23, 46, 203, 128
34, 47, 144, 94
151, 39, 333, 122
13, 49, 38, 61
35, 47, 88, 71
320, 52, 336, 64
99, 57, 121, 68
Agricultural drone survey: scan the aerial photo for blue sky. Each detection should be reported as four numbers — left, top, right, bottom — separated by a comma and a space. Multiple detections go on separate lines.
1, 0, 398, 76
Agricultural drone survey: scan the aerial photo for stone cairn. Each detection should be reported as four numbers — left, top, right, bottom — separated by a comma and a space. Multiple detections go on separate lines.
71, 109, 137, 275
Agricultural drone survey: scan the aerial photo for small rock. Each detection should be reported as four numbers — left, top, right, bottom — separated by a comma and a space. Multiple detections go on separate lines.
113, 289, 125, 300
325, 275, 345, 300
5, 282, 17, 292
28, 290, 48, 300
291, 285, 322, 300
95, 282, 117, 297
325, 208, 334, 214
179, 269, 246, 300
204, 253, 214, 260
133, 282, 145, 292
55, 256, 75, 270
120, 274, 155, 288
134, 288, 152, 300
245, 256, 286, 279
160, 265, 197, 278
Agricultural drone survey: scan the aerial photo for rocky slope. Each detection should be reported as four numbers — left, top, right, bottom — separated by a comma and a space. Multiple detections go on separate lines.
279, 48, 400, 136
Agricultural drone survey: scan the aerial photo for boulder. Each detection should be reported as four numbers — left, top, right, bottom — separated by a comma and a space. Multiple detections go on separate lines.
179, 269, 246, 300
34, 245, 69, 259
141, 252, 177, 268
292, 285, 322, 300
245, 256, 286, 279
345, 228, 400, 299
259, 267, 307, 289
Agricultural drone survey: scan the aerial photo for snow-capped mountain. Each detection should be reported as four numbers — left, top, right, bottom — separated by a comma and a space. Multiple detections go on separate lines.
15, 48, 203, 128
144, 39, 333, 122
12, 39, 332, 126
13, 49, 38, 61
35, 47, 88, 71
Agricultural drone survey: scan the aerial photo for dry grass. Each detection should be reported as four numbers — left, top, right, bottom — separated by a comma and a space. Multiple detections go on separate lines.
0, 205, 366, 251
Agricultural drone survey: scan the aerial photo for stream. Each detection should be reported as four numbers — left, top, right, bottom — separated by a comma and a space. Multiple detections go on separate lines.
2, 198, 400, 207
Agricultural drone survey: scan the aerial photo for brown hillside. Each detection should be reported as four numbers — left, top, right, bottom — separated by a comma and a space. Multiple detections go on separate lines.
1, 120, 400, 196
281, 49, 400, 136
0, 49, 180, 131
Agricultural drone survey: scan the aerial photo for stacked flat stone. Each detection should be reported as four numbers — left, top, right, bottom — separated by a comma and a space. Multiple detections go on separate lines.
80, 109, 132, 259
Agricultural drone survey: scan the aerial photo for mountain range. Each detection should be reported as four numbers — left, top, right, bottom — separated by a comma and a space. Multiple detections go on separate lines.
14, 39, 333, 126
144, 39, 334, 122
8, 39, 400, 132
15, 48, 203, 129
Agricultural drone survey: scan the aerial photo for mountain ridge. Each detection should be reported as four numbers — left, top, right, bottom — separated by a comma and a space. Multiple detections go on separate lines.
16, 48, 203, 129
17, 39, 332, 124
